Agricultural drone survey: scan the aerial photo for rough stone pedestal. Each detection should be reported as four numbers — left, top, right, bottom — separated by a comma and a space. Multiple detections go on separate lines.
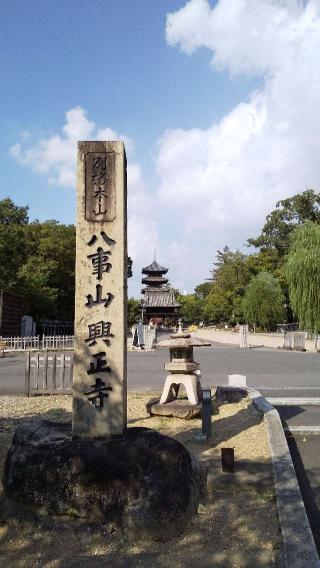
146, 397, 201, 419
3, 420, 203, 541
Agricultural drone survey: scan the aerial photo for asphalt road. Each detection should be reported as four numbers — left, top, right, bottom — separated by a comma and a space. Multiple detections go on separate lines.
1, 344, 320, 395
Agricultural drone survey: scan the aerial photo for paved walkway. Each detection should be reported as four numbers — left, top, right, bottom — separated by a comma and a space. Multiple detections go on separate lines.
196, 328, 317, 351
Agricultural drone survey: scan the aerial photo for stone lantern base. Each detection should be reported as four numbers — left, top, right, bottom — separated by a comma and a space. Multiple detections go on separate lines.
146, 397, 201, 420
160, 372, 202, 405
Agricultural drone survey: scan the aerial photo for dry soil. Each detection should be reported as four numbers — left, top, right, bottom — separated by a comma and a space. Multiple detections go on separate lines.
0, 393, 283, 567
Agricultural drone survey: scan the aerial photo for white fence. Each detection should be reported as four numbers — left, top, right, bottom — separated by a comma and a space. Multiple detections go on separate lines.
0, 335, 74, 351
239, 324, 249, 349
283, 332, 306, 351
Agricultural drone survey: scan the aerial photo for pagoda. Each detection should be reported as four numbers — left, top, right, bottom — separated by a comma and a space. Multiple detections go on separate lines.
141, 260, 180, 326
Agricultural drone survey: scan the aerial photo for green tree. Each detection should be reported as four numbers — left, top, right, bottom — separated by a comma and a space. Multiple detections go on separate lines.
0, 198, 76, 320
242, 271, 285, 331
286, 222, 320, 333
0, 197, 29, 225
248, 189, 320, 255
0, 197, 141, 324
203, 287, 233, 323
0, 198, 29, 292
204, 247, 251, 323
194, 282, 212, 299
178, 294, 204, 324
19, 221, 76, 320
128, 297, 141, 326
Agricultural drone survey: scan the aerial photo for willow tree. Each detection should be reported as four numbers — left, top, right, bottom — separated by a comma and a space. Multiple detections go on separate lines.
286, 222, 320, 341
242, 271, 285, 331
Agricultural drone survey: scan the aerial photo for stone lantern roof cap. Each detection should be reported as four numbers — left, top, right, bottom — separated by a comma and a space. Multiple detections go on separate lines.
157, 333, 211, 348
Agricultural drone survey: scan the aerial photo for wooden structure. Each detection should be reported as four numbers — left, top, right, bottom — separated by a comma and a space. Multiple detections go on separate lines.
141, 260, 180, 326
25, 351, 73, 395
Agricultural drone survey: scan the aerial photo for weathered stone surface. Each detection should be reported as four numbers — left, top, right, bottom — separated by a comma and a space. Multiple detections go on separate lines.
3, 420, 202, 541
73, 141, 127, 439
215, 386, 247, 403
146, 398, 201, 419
165, 361, 199, 372
157, 334, 211, 348
157, 332, 211, 407
160, 373, 202, 406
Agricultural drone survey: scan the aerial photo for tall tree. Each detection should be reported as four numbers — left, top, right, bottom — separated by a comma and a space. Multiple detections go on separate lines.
204, 247, 251, 323
248, 189, 320, 255
128, 298, 141, 326
242, 271, 285, 331
19, 221, 76, 320
286, 222, 320, 333
178, 293, 204, 324
0, 197, 29, 225
0, 198, 29, 292
194, 282, 213, 299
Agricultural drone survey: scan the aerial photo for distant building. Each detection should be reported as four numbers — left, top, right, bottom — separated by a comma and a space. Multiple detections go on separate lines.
141, 260, 180, 326
0, 290, 24, 337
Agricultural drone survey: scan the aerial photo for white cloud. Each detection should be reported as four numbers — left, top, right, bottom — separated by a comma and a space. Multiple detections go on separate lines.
10, 107, 158, 293
166, 0, 315, 76
10, 1, 320, 295
158, 0, 320, 279
9, 106, 133, 187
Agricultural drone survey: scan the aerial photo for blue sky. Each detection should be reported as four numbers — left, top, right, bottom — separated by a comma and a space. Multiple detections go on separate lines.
1, 0, 320, 296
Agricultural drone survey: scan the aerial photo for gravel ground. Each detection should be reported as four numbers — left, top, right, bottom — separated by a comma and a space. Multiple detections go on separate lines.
0, 393, 283, 567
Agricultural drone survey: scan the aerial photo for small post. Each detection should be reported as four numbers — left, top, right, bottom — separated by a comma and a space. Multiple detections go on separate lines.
221, 448, 235, 472
25, 352, 30, 396
201, 388, 212, 439
228, 374, 247, 387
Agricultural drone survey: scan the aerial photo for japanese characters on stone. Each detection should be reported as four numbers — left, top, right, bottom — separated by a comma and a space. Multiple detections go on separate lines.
85, 230, 116, 409
85, 152, 116, 222
73, 141, 127, 439
84, 153, 117, 410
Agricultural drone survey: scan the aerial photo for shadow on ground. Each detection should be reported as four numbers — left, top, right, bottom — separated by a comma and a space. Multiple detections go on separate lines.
0, 401, 283, 568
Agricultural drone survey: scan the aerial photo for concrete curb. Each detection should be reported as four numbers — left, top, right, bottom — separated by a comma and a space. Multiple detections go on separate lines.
246, 386, 320, 568
268, 398, 320, 406
283, 426, 320, 435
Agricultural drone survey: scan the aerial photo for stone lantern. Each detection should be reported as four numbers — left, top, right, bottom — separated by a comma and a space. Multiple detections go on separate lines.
147, 326, 211, 418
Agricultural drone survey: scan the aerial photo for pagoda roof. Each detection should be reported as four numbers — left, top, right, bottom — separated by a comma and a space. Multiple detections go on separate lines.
142, 275, 168, 285
142, 290, 180, 308
142, 260, 168, 275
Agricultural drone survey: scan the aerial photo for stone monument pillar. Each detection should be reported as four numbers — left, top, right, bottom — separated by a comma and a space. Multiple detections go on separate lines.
3, 140, 203, 537
73, 141, 127, 438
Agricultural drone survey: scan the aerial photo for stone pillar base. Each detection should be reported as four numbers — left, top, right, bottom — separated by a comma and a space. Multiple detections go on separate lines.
3, 420, 203, 541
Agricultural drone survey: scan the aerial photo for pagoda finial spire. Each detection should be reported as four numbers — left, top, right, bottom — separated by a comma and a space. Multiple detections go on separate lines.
154, 249, 157, 261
